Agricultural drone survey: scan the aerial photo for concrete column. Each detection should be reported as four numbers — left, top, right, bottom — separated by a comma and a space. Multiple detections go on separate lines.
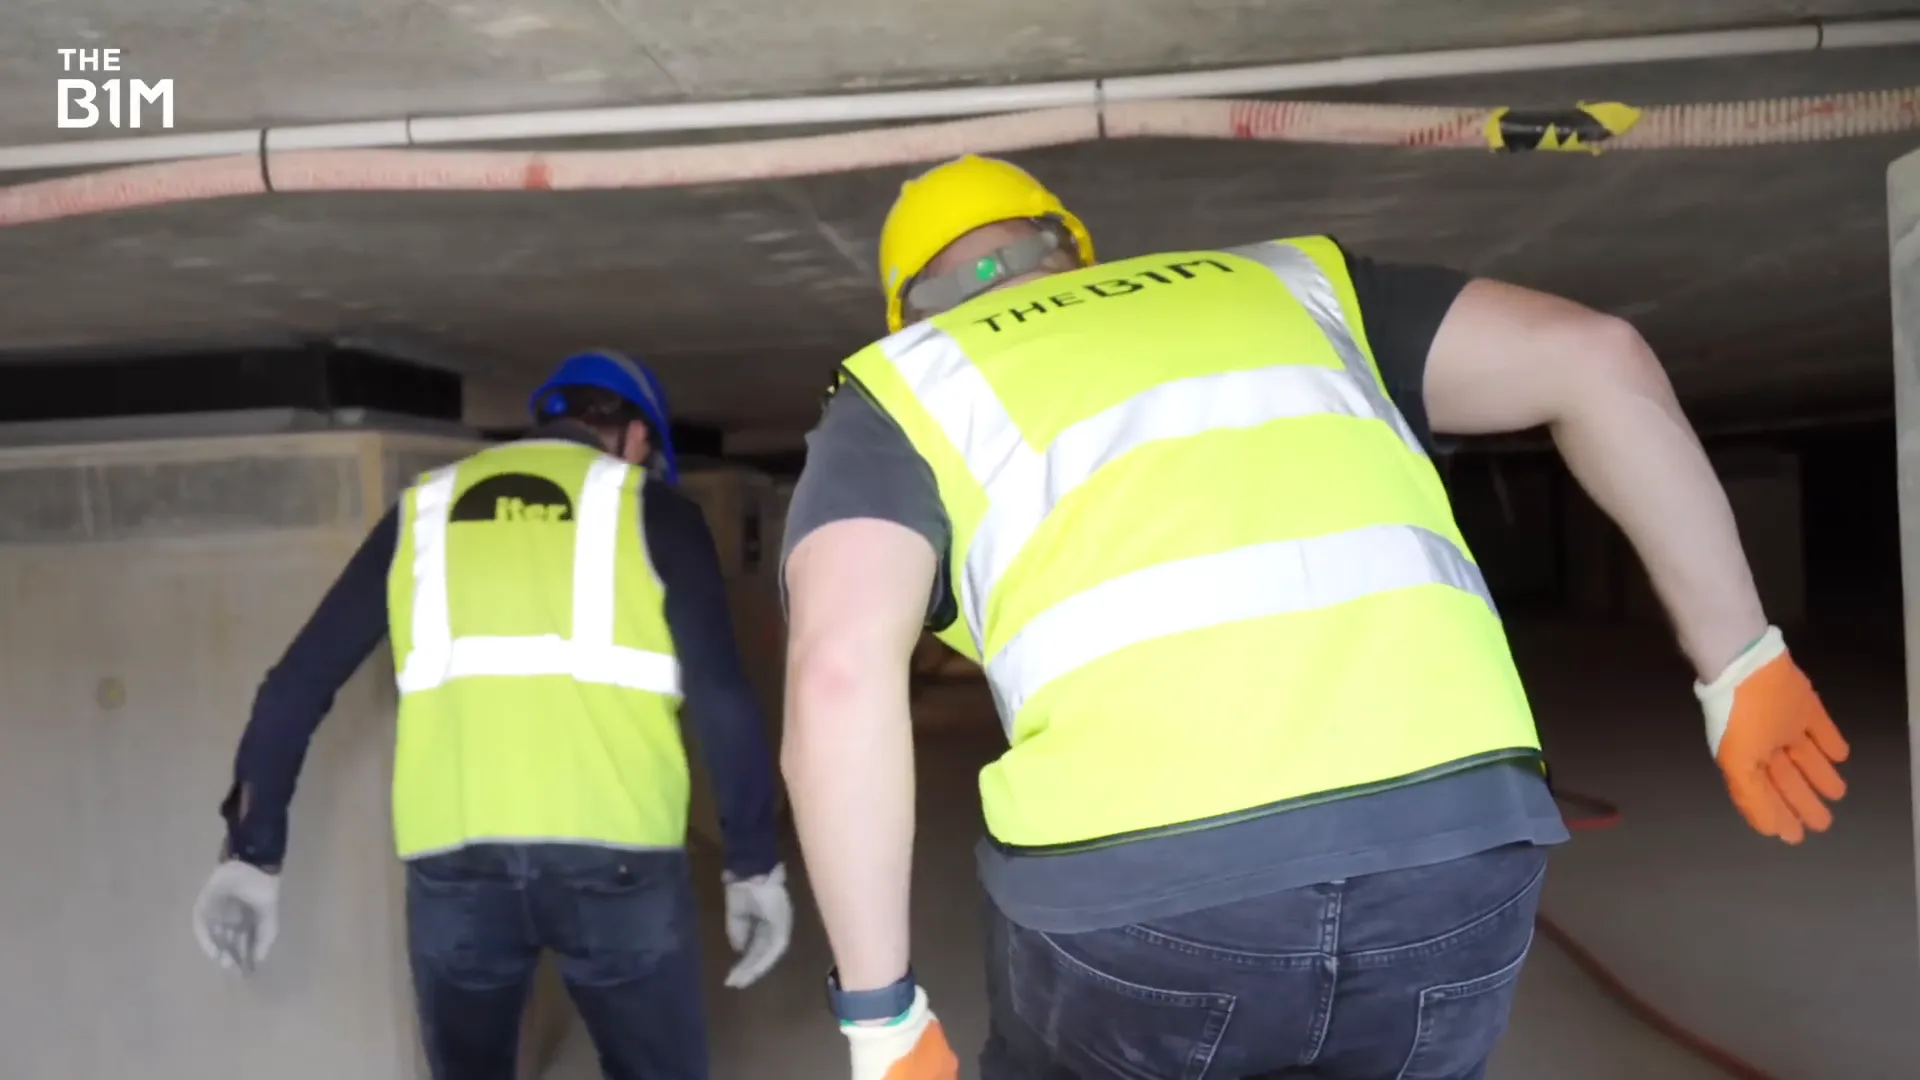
1890, 144, 1920, 959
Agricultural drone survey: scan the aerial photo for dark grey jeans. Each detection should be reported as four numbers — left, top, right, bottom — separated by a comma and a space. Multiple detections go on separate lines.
980, 842, 1548, 1079
406, 843, 708, 1080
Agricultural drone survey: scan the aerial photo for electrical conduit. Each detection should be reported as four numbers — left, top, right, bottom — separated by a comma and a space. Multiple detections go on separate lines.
5, 85, 1917, 229
0, 19, 1918, 226
6, 16, 1920, 172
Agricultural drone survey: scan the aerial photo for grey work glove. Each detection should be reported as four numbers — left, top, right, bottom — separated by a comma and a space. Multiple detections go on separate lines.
722, 862, 793, 989
192, 859, 281, 975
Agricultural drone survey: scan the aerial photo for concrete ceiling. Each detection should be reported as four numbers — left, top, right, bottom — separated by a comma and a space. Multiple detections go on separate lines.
4, 2, 1919, 439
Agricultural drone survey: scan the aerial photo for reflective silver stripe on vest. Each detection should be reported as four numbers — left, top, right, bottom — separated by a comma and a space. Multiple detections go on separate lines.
986, 523, 1490, 720
395, 456, 682, 697
876, 244, 1491, 725
1222, 239, 1425, 457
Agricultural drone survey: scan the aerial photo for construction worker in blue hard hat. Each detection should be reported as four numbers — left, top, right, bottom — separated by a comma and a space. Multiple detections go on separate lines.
192, 349, 792, 1080
532, 349, 685, 483
778, 154, 1849, 1079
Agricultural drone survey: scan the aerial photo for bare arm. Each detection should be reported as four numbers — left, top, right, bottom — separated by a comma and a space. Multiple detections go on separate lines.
781, 516, 936, 992
1423, 279, 1766, 680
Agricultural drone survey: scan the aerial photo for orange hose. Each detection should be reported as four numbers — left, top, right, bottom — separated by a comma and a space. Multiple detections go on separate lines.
1549, 793, 1783, 1080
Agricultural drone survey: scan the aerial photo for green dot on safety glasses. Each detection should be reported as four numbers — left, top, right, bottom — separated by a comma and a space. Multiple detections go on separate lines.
974, 257, 999, 282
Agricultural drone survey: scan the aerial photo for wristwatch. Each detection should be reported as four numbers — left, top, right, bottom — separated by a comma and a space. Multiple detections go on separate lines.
826, 966, 918, 1023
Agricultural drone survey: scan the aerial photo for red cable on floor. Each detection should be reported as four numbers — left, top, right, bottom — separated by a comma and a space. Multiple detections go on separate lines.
1548, 793, 1782, 1080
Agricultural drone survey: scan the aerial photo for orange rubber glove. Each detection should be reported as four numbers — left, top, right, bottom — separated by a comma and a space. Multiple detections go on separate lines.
1695, 626, 1849, 844
842, 987, 960, 1080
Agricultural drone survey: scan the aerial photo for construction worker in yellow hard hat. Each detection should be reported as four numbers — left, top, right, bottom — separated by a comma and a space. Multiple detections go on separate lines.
779, 155, 1848, 1079
876, 154, 1095, 335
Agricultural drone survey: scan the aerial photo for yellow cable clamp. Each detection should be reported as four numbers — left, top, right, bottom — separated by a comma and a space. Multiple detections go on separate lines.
1484, 101, 1642, 154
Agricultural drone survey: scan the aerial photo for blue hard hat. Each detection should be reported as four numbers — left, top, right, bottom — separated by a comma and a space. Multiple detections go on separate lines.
530, 349, 679, 483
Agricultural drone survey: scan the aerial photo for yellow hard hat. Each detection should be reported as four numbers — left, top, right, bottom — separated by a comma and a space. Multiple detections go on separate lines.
877, 155, 1094, 333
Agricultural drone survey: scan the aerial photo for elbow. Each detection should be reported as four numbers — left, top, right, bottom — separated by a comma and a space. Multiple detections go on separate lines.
1550, 313, 1676, 424
787, 636, 871, 709
779, 641, 869, 781
1582, 314, 1669, 393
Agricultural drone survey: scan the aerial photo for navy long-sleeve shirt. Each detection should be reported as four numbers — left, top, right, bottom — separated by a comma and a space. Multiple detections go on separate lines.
221, 427, 782, 879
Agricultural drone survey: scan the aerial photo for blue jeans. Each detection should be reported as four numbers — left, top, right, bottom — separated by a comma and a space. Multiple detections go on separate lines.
980, 842, 1547, 1080
406, 843, 708, 1080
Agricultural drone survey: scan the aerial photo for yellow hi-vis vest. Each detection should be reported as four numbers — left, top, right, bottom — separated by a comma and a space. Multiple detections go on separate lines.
841, 236, 1541, 852
385, 439, 689, 859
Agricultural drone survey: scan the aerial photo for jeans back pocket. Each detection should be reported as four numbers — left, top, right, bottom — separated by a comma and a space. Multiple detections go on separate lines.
1397, 930, 1533, 1080
1006, 922, 1234, 1080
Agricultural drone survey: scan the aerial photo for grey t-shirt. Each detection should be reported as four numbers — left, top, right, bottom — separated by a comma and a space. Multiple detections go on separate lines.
780, 246, 1569, 933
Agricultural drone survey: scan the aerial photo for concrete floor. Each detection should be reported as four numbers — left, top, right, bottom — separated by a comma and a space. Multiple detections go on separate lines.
545, 616, 1919, 1080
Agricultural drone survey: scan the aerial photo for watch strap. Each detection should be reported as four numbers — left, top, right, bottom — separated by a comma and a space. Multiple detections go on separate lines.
826, 967, 917, 1023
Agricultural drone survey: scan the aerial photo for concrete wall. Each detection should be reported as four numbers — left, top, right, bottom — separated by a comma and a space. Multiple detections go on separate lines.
1891, 143, 1920, 958
0, 415, 802, 1077
0, 420, 497, 1080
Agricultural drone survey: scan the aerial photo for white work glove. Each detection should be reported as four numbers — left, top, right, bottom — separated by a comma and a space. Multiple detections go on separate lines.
192, 859, 281, 975
843, 986, 960, 1080
722, 862, 793, 988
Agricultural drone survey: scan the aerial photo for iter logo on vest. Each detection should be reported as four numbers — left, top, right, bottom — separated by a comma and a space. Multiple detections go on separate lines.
449, 473, 576, 524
